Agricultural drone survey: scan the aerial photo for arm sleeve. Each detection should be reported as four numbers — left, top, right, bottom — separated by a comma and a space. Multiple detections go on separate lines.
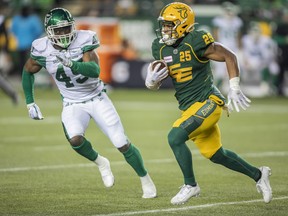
22, 69, 35, 104
70, 61, 100, 78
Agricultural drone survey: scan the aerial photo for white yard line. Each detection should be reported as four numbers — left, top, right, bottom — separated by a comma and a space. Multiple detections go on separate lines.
0, 151, 287, 173
92, 196, 288, 216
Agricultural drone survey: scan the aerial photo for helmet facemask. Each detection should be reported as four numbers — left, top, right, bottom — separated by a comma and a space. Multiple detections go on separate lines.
46, 23, 75, 48
156, 20, 179, 46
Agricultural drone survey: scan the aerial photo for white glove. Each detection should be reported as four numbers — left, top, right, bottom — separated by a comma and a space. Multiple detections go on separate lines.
27, 103, 44, 120
56, 52, 73, 67
227, 77, 251, 112
145, 63, 168, 90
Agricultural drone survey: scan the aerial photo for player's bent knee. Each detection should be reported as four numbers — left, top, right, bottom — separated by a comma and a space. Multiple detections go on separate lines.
200, 150, 217, 159
210, 147, 225, 163
168, 127, 189, 148
69, 135, 84, 147
108, 130, 129, 148
118, 143, 131, 153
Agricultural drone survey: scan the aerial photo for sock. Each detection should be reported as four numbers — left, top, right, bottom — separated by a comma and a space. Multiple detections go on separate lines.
168, 127, 196, 186
71, 138, 98, 161
210, 147, 261, 181
122, 144, 147, 177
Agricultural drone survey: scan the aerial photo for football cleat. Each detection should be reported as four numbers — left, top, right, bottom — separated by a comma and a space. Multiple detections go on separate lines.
256, 166, 272, 203
171, 184, 200, 205
95, 155, 114, 188
140, 173, 157, 198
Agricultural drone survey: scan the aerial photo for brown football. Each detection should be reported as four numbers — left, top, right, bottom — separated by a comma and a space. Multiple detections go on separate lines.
151, 60, 167, 71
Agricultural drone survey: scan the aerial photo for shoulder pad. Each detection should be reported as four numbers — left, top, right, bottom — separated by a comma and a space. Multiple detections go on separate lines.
74, 30, 100, 47
31, 37, 49, 55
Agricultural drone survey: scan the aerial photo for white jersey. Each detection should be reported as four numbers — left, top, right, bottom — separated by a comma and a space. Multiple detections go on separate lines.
242, 34, 277, 65
31, 30, 104, 103
212, 15, 243, 52
241, 34, 279, 75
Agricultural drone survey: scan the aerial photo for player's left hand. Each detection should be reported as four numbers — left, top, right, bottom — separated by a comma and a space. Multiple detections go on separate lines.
227, 85, 251, 112
56, 52, 73, 67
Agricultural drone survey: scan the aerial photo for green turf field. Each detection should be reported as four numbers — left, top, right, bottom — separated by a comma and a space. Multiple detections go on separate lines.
1, 88, 288, 216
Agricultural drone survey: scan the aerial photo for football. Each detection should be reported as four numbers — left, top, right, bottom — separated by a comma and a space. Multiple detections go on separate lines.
151, 60, 167, 71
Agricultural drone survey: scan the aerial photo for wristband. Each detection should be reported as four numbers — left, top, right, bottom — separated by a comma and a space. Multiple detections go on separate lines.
229, 77, 240, 90
27, 103, 35, 109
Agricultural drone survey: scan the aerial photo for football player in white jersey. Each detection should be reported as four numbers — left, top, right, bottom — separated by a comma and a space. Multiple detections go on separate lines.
21, 8, 156, 199
241, 22, 279, 93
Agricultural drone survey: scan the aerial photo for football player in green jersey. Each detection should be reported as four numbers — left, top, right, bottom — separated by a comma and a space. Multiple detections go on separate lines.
145, 2, 272, 205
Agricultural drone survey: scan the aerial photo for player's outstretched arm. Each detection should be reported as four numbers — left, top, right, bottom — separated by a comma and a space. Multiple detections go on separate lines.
56, 50, 100, 78
22, 58, 44, 120
204, 42, 251, 112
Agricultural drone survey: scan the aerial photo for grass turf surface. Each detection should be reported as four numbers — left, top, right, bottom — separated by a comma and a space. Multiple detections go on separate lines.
0, 88, 288, 215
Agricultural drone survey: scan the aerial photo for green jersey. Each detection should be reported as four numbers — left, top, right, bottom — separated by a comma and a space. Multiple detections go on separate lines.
152, 29, 226, 111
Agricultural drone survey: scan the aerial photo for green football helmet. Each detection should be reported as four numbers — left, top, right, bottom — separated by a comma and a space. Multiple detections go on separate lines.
44, 8, 76, 48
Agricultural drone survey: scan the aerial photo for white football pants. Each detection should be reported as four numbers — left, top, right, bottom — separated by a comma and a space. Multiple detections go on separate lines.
61, 92, 128, 148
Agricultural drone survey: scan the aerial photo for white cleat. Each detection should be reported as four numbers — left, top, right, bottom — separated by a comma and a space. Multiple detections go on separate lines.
140, 173, 157, 198
256, 166, 272, 203
95, 155, 114, 188
171, 184, 200, 205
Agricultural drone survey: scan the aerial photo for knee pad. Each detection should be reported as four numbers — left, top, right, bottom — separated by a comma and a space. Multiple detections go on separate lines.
118, 143, 131, 153
69, 135, 84, 147
168, 127, 189, 149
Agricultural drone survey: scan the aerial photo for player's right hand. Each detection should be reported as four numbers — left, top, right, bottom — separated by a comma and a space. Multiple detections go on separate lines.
149, 63, 169, 83
227, 88, 251, 112
27, 103, 44, 120
145, 63, 168, 90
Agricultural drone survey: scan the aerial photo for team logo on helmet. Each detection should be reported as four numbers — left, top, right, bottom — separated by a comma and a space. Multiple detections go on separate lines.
175, 6, 188, 19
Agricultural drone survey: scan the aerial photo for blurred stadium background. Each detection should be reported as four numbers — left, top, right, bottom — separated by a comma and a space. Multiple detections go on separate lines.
0, 0, 288, 102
